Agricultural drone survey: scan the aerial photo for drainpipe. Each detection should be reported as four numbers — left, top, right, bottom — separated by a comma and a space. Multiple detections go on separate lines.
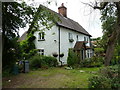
58, 26, 62, 66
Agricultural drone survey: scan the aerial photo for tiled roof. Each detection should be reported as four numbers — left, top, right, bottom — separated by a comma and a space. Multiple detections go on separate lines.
56, 14, 91, 36
18, 5, 91, 41
42, 4, 92, 36
74, 41, 86, 50
74, 41, 92, 50
17, 31, 27, 42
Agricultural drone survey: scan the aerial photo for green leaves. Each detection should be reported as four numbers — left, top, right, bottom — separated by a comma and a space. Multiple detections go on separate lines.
100, 3, 117, 33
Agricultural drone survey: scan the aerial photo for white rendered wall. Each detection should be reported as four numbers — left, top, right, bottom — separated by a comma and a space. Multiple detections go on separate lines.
34, 25, 59, 61
34, 25, 91, 65
59, 27, 91, 64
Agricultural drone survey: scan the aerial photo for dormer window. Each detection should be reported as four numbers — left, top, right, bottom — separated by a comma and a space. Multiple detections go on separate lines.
38, 32, 45, 41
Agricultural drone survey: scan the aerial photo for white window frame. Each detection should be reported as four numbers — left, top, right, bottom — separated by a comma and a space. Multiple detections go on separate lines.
38, 49, 44, 55
38, 32, 45, 40
68, 33, 73, 39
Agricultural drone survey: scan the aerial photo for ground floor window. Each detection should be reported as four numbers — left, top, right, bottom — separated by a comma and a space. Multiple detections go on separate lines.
87, 52, 89, 58
38, 49, 44, 55
86, 50, 91, 58
90, 49, 93, 57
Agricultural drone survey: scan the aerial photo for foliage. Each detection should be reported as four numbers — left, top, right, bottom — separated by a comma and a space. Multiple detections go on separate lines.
88, 65, 119, 89
2, 1, 59, 72
42, 56, 58, 67
99, 2, 120, 66
19, 32, 37, 60
110, 44, 120, 65
100, 3, 117, 34
29, 55, 43, 69
80, 56, 104, 67
67, 48, 79, 67
110, 57, 119, 65
94, 48, 104, 56
94, 48, 104, 53
19, 4, 60, 60
29, 55, 58, 69
91, 37, 101, 41
2, 2, 35, 71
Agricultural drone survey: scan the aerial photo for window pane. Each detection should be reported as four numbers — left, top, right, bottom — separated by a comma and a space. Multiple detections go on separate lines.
84, 37, 86, 41
68, 33, 70, 39
39, 32, 45, 40
69, 33, 73, 39
77, 35, 78, 41
42, 32, 44, 39
38, 49, 44, 55
39, 33, 41, 39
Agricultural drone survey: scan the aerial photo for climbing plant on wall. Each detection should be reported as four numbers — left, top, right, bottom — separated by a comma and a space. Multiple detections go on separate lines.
19, 4, 60, 60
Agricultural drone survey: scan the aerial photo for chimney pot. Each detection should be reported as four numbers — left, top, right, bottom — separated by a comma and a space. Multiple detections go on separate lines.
58, 3, 67, 17
61, 3, 64, 6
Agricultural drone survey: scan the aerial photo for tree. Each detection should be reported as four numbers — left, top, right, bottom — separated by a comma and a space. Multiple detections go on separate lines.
2, 1, 59, 71
19, 4, 59, 60
2, 2, 35, 70
99, 2, 120, 66
87, 2, 120, 66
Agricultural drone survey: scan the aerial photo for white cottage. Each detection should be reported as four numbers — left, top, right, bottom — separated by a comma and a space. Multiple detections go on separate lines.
19, 3, 93, 65
33, 3, 93, 65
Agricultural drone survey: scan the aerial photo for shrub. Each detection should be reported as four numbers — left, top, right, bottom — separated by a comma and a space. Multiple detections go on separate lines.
42, 56, 58, 67
88, 76, 111, 88
88, 65, 119, 89
67, 48, 79, 67
29, 55, 58, 69
29, 55, 43, 69
110, 56, 120, 65
80, 56, 104, 67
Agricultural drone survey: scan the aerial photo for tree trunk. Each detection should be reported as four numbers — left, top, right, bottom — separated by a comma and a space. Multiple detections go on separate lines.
104, 32, 116, 66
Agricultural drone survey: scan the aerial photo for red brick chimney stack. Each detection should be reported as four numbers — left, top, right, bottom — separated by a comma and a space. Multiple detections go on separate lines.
58, 3, 67, 17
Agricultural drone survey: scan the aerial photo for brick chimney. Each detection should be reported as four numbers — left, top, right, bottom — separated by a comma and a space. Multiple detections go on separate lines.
58, 3, 67, 17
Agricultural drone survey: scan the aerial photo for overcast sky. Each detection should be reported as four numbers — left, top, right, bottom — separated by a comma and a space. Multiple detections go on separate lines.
19, 0, 103, 38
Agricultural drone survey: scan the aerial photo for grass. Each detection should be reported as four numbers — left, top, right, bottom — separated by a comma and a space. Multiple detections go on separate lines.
2, 67, 100, 88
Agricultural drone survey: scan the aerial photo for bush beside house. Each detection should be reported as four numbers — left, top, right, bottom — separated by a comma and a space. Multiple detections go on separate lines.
67, 48, 79, 68
29, 55, 58, 69
67, 48, 104, 68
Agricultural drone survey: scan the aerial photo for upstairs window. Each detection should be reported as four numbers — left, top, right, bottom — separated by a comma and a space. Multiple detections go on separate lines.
84, 37, 86, 41
38, 32, 45, 41
76, 35, 78, 41
68, 33, 73, 39
84, 37, 88, 43
87, 38, 89, 42
38, 49, 44, 55
68, 33, 74, 42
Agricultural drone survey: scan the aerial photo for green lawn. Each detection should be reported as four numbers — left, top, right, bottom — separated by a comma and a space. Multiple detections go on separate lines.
3, 67, 100, 88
